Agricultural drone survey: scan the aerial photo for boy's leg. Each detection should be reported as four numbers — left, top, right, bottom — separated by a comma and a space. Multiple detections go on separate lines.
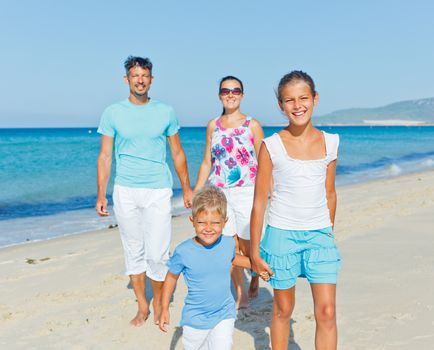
207, 318, 235, 350
142, 188, 172, 323
182, 326, 210, 350
310, 283, 337, 350
271, 287, 295, 350
113, 186, 149, 326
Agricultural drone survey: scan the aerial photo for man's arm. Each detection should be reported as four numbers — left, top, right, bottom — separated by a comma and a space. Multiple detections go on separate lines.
96, 135, 113, 216
167, 133, 193, 208
159, 272, 180, 332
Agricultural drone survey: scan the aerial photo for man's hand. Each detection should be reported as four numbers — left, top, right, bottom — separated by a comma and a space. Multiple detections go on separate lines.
183, 188, 193, 208
95, 196, 109, 216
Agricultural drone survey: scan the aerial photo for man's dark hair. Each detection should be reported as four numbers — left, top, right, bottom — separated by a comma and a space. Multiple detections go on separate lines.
124, 56, 153, 75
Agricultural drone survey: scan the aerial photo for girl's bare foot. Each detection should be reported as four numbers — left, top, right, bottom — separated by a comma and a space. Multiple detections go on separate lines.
236, 292, 249, 310
248, 276, 259, 299
153, 299, 161, 325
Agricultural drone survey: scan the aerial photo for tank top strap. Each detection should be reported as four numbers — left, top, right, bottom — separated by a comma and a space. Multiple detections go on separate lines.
243, 116, 252, 128
214, 116, 223, 131
324, 132, 340, 162
263, 133, 284, 160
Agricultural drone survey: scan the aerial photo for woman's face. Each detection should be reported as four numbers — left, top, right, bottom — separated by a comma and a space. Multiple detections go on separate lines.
219, 79, 243, 113
278, 81, 318, 127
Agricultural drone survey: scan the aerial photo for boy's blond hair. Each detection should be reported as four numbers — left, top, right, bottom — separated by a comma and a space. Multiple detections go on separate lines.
192, 186, 227, 219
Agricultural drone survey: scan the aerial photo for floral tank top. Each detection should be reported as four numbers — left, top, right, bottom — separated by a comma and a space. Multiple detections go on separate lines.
208, 116, 258, 188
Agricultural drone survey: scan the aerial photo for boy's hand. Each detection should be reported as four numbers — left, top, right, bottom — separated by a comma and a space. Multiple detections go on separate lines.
159, 309, 170, 332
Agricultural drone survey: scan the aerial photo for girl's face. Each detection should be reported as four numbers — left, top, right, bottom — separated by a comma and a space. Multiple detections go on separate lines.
219, 79, 243, 112
278, 81, 318, 127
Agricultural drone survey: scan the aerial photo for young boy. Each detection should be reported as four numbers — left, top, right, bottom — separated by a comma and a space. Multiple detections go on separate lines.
158, 186, 259, 350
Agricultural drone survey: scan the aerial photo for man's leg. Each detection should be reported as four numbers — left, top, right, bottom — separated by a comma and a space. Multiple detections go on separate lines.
142, 188, 173, 323
129, 273, 149, 326
113, 185, 149, 326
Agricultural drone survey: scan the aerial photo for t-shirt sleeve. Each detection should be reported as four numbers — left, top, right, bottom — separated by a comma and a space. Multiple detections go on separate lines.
165, 106, 180, 137
97, 107, 115, 137
167, 247, 185, 275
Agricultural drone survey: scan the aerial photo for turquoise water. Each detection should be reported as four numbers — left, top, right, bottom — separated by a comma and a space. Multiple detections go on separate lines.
1, 126, 434, 246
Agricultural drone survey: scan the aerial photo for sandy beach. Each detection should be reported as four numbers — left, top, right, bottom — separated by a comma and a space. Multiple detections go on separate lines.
1, 171, 434, 349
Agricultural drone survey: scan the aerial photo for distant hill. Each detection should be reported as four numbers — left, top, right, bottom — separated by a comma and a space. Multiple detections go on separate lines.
315, 97, 434, 125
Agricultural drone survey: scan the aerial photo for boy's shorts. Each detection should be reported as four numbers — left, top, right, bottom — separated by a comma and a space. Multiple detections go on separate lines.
260, 225, 341, 289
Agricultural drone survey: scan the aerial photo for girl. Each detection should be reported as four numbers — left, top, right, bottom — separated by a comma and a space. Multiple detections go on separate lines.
250, 71, 341, 349
194, 76, 264, 308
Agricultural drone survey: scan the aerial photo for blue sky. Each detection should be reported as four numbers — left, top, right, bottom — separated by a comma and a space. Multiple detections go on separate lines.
1, 0, 433, 127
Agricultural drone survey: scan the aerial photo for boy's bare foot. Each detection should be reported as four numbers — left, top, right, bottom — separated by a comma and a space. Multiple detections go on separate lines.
248, 276, 259, 299
129, 308, 149, 327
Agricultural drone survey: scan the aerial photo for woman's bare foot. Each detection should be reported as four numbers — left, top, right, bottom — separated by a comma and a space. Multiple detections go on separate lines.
248, 276, 259, 299
153, 299, 161, 325
129, 307, 149, 327
236, 292, 249, 310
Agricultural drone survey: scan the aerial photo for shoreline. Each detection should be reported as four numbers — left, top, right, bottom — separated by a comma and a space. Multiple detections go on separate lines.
1, 168, 433, 250
1, 170, 434, 348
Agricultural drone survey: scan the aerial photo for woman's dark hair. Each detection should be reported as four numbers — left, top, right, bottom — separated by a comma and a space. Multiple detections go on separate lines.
276, 70, 316, 101
219, 76, 244, 115
124, 56, 153, 75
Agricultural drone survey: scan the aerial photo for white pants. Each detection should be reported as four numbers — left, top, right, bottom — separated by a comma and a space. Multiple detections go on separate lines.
222, 186, 254, 240
182, 318, 235, 350
113, 185, 172, 280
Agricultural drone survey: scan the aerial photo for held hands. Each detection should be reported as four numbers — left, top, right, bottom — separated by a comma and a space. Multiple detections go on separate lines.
95, 196, 109, 216
183, 188, 193, 208
251, 255, 273, 282
158, 309, 170, 332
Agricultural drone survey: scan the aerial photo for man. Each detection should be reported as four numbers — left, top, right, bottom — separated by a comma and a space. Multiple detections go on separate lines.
96, 56, 192, 326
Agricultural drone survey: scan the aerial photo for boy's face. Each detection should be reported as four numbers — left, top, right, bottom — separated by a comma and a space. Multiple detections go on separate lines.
190, 209, 226, 246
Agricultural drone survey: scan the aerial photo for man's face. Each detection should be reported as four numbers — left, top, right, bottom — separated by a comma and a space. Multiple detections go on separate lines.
124, 66, 153, 98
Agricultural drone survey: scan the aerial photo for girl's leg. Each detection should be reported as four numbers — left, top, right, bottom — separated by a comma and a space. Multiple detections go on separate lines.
310, 283, 337, 350
238, 237, 259, 298
207, 318, 235, 350
271, 287, 295, 350
231, 235, 249, 309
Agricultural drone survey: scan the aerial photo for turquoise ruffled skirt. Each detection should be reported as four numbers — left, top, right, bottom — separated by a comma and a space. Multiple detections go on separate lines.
260, 225, 341, 289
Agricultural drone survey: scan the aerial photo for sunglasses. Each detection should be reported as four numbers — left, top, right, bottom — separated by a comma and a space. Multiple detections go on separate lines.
219, 88, 243, 96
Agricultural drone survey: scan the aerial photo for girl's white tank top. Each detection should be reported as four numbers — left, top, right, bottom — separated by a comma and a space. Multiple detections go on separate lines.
263, 131, 339, 230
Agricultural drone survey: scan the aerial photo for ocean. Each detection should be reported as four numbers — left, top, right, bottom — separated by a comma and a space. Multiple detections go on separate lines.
1, 126, 434, 247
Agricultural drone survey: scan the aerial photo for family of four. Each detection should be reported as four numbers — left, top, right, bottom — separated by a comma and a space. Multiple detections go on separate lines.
96, 56, 341, 350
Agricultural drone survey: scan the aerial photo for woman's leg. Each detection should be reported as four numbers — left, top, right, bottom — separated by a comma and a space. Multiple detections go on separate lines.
271, 287, 295, 350
238, 237, 259, 298
231, 235, 249, 309
310, 283, 337, 350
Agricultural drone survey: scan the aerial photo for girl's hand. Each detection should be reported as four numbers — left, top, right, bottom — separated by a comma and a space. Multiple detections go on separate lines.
251, 255, 273, 281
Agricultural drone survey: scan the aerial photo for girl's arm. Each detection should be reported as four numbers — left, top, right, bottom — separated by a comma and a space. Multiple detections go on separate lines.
193, 120, 215, 192
250, 143, 274, 276
159, 272, 180, 332
325, 159, 337, 228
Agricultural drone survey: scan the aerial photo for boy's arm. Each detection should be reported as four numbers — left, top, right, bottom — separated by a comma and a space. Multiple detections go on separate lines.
159, 272, 180, 332
232, 254, 251, 269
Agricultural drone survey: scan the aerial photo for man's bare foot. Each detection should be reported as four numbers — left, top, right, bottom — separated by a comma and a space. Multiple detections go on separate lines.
248, 276, 259, 299
129, 308, 149, 327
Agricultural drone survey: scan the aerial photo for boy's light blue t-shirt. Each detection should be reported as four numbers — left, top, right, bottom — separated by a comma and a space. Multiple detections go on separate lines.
97, 99, 179, 188
168, 235, 236, 329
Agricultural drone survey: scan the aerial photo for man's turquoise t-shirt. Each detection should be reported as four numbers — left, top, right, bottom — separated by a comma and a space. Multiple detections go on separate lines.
97, 99, 179, 188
